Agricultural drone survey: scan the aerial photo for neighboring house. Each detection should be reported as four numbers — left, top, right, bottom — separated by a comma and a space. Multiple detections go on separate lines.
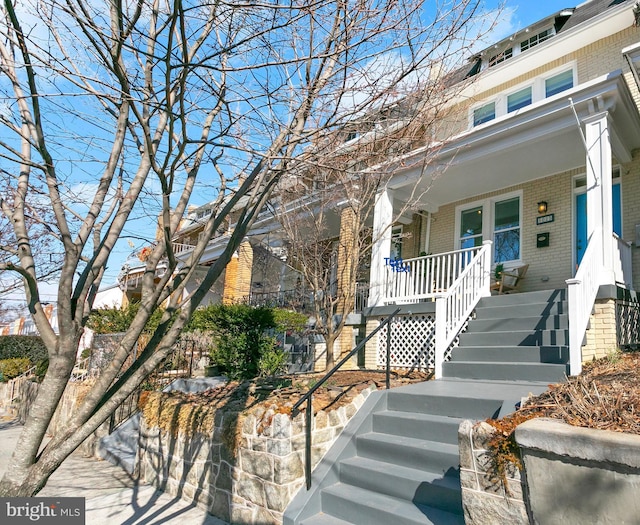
118, 0, 640, 376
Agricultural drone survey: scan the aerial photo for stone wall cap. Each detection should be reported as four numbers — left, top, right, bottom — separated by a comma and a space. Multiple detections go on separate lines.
515, 418, 640, 469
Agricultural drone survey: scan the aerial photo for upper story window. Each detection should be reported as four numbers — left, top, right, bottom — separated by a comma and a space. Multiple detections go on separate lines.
507, 87, 532, 113
489, 48, 513, 67
545, 69, 573, 97
473, 102, 496, 126
470, 64, 576, 128
520, 29, 554, 52
487, 27, 555, 69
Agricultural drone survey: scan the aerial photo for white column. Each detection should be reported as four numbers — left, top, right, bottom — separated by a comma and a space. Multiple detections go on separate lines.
584, 111, 614, 284
368, 188, 394, 307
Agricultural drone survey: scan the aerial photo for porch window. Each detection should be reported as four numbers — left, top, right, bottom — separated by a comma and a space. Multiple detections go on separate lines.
493, 197, 520, 262
456, 192, 521, 263
391, 226, 403, 259
459, 206, 483, 249
473, 102, 495, 126
545, 69, 573, 97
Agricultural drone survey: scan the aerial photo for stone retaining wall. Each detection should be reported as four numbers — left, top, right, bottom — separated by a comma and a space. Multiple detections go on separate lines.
0, 378, 109, 456
458, 419, 529, 525
460, 417, 640, 524
136, 384, 377, 524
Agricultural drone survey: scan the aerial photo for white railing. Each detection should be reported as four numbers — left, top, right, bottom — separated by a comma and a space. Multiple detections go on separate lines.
613, 233, 633, 287
172, 242, 195, 254
566, 230, 602, 376
434, 241, 492, 378
384, 246, 483, 304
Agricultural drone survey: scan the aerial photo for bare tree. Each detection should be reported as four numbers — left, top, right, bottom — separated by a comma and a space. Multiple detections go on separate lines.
274, 43, 493, 370
0, 0, 494, 496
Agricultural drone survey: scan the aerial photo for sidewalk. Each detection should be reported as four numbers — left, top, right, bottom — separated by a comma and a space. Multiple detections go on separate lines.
0, 417, 228, 524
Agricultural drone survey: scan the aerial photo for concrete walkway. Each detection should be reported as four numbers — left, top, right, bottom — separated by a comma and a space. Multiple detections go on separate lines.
0, 416, 229, 524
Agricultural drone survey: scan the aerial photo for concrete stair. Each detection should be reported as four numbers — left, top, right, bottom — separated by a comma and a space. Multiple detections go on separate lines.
284, 289, 567, 525
444, 289, 571, 383
285, 379, 550, 525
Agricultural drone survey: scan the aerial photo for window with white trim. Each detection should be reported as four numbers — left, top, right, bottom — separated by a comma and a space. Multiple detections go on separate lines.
473, 102, 496, 126
507, 87, 532, 113
520, 28, 554, 52
470, 65, 576, 127
456, 193, 522, 264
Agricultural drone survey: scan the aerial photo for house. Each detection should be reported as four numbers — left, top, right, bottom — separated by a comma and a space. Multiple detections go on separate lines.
361, 0, 640, 378
116, 0, 640, 379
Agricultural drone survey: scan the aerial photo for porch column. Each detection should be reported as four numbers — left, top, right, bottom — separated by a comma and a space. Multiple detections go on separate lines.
368, 188, 394, 307
584, 111, 614, 284
336, 204, 358, 367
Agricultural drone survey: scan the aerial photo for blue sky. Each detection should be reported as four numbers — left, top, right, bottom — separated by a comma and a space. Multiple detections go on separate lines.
501, 1, 576, 32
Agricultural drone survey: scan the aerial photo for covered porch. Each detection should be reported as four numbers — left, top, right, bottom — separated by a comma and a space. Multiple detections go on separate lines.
366, 70, 640, 377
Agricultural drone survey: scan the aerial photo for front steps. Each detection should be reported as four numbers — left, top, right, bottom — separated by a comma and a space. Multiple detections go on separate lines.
443, 289, 570, 383
284, 379, 550, 525
285, 289, 567, 525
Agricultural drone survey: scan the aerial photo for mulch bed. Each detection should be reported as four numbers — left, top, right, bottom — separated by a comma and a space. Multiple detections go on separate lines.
496, 351, 640, 434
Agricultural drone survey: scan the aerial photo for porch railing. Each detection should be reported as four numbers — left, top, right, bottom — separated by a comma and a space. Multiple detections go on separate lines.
384, 246, 483, 304
434, 241, 492, 378
172, 242, 195, 254
613, 233, 633, 287
566, 229, 602, 376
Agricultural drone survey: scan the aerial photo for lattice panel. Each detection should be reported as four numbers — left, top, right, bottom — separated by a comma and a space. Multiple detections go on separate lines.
376, 314, 465, 371
617, 300, 640, 347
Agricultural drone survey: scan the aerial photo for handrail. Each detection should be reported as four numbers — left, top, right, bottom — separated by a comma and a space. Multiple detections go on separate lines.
434, 241, 491, 378
613, 232, 632, 287
292, 307, 400, 490
566, 229, 602, 376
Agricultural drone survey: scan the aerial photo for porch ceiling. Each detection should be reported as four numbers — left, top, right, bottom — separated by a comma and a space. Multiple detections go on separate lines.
391, 70, 640, 211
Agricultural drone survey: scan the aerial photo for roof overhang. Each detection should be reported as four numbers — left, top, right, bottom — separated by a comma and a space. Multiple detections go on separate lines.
456, 1, 636, 103
389, 70, 640, 211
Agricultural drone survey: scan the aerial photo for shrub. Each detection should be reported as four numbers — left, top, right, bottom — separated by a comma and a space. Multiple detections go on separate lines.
187, 304, 281, 380
87, 303, 165, 334
257, 345, 289, 377
0, 335, 47, 363
0, 357, 32, 381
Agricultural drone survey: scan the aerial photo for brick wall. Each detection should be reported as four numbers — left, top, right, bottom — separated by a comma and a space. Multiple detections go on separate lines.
582, 299, 618, 362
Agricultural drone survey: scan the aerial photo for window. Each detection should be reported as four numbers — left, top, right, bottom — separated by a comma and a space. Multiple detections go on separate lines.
459, 207, 483, 249
493, 197, 520, 262
489, 48, 513, 67
545, 69, 573, 97
457, 193, 521, 264
507, 87, 532, 113
520, 28, 554, 52
473, 102, 495, 126
391, 226, 403, 259
471, 66, 575, 128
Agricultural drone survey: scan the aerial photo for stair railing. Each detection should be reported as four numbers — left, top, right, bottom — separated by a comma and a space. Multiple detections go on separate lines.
292, 308, 400, 490
566, 229, 602, 376
434, 240, 492, 379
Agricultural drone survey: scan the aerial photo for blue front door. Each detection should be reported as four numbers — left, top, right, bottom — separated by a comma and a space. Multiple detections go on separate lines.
575, 192, 587, 267
574, 182, 622, 269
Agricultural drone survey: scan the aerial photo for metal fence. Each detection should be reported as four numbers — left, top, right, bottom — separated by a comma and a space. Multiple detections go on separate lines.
617, 289, 640, 348
87, 333, 210, 431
